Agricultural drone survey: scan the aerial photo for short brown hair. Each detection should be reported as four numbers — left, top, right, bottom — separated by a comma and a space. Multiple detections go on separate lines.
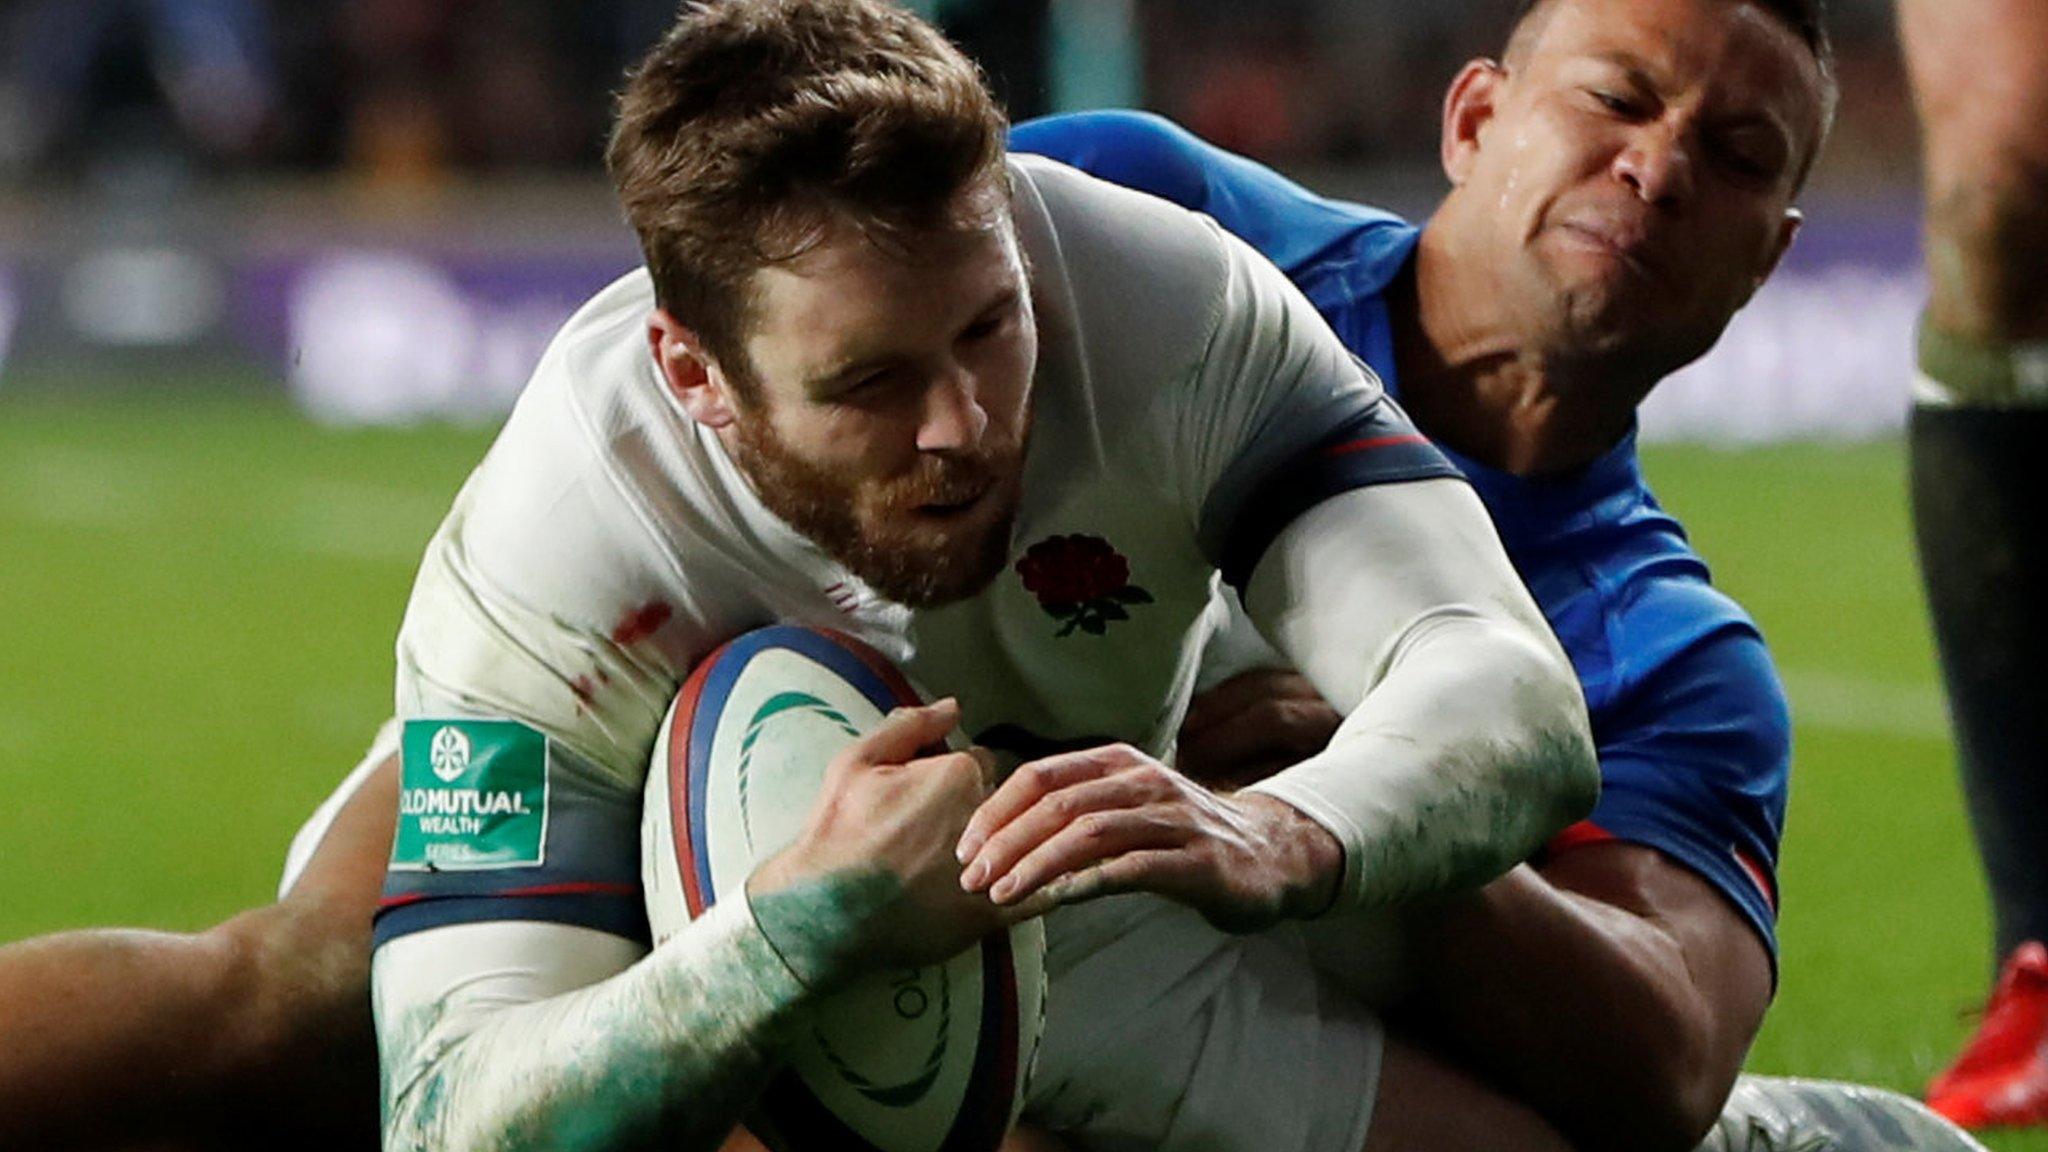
607, 0, 1009, 382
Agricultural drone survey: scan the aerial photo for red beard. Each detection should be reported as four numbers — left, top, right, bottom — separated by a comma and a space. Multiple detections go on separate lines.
728, 416, 1027, 609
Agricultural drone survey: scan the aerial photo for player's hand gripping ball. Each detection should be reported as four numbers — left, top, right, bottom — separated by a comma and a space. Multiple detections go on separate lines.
643, 625, 1047, 1152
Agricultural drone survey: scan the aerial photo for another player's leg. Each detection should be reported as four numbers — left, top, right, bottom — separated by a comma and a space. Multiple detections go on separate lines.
0, 739, 397, 1150
1899, 0, 2048, 1127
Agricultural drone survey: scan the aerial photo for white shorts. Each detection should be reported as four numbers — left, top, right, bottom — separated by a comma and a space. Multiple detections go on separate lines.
1028, 894, 1387, 1152
276, 719, 401, 899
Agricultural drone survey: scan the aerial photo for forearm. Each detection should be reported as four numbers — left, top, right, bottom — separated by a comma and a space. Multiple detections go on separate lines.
0, 903, 378, 1150
1396, 854, 1766, 1152
0, 926, 284, 1147
1245, 607, 1597, 909
378, 889, 821, 1152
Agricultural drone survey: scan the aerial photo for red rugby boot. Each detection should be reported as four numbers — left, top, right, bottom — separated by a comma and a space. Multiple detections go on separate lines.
1927, 941, 2048, 1129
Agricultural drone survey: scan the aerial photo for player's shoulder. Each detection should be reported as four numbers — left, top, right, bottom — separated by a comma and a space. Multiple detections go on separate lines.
1011, 110, 1219, 201
1604, 570, 1791, 752
1015, 112, 1417, 300
524, 268, 660, 415
438, 276, 656, 545
410, 267, 773, 643
1011, 153, 1235, 316
1601, 513, 1765, 661
1012, 153, 1313, 409
477, 267, 657, 461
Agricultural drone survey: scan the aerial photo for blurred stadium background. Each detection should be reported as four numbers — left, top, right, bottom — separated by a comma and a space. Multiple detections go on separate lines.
0, 0, 2014, 1144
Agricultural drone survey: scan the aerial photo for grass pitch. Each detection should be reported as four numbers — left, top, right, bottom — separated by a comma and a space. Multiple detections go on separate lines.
0, 391, 2030, 1147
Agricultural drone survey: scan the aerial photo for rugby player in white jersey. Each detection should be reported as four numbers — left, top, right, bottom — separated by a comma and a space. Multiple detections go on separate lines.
361, 1, 1601, 1148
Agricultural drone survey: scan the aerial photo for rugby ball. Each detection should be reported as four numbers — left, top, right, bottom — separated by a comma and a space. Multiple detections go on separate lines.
642, 625, 1046, 1152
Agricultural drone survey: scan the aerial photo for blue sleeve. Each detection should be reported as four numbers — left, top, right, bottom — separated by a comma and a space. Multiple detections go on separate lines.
1547, 615, 1792, 969
1010, 110, 1390, 280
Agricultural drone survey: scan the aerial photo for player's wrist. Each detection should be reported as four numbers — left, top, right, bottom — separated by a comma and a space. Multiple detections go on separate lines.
744, 861, 900, 992
1237, 793, 1344, 919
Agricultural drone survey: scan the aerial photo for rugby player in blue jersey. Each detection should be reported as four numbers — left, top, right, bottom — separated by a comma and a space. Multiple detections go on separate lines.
0, 0, 1989, 1149
1009, 1, 1973, 1149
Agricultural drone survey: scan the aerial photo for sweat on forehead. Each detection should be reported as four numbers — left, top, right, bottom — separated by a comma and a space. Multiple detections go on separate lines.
1499, 0, 1836, 175
1504, 0, 1834, 79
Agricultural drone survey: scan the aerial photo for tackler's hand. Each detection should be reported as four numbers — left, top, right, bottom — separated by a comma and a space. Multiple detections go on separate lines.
954, 742, 1341, 933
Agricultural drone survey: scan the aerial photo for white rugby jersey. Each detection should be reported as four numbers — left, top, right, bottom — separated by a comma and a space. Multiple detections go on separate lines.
378, 155, 1458, 944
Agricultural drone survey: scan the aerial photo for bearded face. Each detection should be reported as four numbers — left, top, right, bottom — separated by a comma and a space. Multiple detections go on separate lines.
654, 180, 1040, 608
728, 403, 1029, 609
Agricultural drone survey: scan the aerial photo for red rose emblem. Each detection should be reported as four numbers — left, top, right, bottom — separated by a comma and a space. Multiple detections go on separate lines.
1014, 534, 1153, 636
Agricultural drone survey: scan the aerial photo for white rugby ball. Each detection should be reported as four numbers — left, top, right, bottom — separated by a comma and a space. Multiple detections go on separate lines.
643, 624, 1046, 1152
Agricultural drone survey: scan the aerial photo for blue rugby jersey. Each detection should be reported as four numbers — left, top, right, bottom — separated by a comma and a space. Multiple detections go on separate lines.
1013, 110, 1792, 961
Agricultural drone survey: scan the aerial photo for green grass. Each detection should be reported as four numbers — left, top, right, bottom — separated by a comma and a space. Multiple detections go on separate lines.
0, 395, 2034, 1146
1638, 445, 2038, 1150
0, 393, 496, 932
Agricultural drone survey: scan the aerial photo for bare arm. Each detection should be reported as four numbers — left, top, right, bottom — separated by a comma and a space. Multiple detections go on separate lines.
0, 750, 396, 1152
1398, 843, 1771, 1152
1180, 667, 1771, 1151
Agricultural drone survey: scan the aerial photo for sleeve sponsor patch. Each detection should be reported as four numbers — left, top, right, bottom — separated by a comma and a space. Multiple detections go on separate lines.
392, 719, 550, 872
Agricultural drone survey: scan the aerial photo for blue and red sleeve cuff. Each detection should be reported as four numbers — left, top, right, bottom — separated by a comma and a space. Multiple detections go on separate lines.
1216, 407, 1465, 591
1541, 817, 1781, 974
373, 881, 650, 948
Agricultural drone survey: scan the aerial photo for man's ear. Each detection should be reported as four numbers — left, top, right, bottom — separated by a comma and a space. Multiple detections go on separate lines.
1757, 207, 1803, 290
1732, 207, 1803, 309
648, 310, 737, 429
1441, 58, 1507, 187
